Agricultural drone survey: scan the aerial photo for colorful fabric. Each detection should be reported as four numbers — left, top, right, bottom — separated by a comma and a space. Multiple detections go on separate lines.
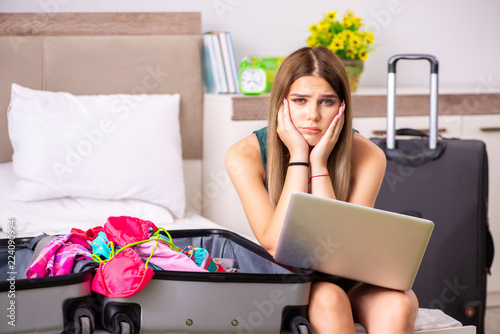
91, 247, 154, 298
135, 241, 208, 272
24, 216, 227, 300
91, 231, 112, 260
71, 226, 105, 242
104, 216, 157, 247
26, 234, 92, 278
182, 246, 225, 272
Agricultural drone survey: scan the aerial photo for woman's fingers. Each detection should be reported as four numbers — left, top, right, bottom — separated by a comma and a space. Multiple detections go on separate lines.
279, 99, 293, 128
278, 98, 309, 159
310, 101, 346, 165
277, 101, 284, 127
325, 101, 344, 139
336, 100, 345, 120
280, 98, 293, 127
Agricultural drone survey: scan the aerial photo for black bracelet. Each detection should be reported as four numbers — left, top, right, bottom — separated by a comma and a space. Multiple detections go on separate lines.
287, 162, 310, 167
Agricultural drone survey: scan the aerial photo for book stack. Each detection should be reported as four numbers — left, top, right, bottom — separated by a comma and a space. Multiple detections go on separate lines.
202, 31, 239, 94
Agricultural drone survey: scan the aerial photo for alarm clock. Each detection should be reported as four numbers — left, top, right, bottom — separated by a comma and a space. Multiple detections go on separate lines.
238, 60, 267, 95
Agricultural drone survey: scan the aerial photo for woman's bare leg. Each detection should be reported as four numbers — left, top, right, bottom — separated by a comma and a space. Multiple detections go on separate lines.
348, 284, 419, 334
308, 281, 357, 334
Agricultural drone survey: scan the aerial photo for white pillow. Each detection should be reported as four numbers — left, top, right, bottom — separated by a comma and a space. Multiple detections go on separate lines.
7, 84, 186, 218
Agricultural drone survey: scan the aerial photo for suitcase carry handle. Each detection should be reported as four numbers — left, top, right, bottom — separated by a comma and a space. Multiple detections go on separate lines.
383, 128, 445, 167
395, 128, 429, 138
386, 54, 439, 150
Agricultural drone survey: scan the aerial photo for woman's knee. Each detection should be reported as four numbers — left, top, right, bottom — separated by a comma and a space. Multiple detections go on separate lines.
380, 289, 419, 332
308, 282, 356, 333
372, 288, 418, 320
309, 282, 352, 313
395, 290, 419, 319
383, 290, 419, 333
350, 285, 419, 333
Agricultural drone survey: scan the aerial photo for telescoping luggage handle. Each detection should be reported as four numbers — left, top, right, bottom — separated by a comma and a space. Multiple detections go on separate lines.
386, 54, 439, 150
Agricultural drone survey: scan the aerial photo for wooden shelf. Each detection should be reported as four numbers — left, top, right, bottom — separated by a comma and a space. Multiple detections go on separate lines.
217, 91, 500, 121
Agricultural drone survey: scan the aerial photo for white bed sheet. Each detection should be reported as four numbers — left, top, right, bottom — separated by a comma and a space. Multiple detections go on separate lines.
0, 162, 224, 239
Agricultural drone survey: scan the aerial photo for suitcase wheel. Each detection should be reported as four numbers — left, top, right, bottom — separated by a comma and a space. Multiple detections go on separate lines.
295, 324, 309, 334
77, 316, 92, 334
111, 312, 135, 334
290, 315, 312, 334
73, 307, 95, 334
63, 297, 95, 334
119, 322, 131, 334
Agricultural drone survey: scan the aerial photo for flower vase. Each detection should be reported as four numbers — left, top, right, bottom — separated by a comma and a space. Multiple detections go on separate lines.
342, 60, 364, 92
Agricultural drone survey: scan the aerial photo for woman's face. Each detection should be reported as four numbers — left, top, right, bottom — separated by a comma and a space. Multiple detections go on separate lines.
286, 75, 342, 146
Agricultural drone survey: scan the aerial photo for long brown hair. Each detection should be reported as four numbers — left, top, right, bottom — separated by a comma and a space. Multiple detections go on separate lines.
267, 46, 353, 206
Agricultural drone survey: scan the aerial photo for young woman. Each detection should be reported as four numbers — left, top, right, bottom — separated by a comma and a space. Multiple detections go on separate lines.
225, 46, 419, 333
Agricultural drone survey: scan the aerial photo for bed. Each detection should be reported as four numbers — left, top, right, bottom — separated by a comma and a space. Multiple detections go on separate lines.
0, 12, 475, 334
0, 12, 223, 238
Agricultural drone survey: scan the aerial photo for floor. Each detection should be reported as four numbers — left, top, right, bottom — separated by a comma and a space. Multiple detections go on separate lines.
485, 307, 500, 334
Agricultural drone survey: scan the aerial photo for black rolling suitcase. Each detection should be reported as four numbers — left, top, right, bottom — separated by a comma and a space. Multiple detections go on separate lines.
0, 233, 96, 334
371, 54, 493, 334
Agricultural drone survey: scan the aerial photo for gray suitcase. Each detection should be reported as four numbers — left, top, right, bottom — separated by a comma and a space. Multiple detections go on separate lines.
0, 235, 96, 334
94, 229, 313, 334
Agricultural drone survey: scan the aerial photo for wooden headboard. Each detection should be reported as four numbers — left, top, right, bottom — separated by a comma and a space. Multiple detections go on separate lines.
0, 12, 203, 163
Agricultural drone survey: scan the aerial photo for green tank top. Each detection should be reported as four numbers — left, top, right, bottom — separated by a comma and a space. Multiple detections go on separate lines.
253, 127, 268, 169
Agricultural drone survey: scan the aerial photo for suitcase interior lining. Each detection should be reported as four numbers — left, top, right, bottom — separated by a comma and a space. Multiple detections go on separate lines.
172, 234, 292, 275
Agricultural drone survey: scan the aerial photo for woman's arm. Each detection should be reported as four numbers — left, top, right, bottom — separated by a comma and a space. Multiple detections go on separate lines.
225, 135, 308, 255
226, 99, 311, 255
348, 132, 387, 207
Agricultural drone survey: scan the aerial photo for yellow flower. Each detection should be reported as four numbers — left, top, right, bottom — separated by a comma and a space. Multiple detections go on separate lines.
351, 17, 363, 28
328, 36, 345, 52
348, 35, 363, 49
307, 30, 322, 46
307, 36, 317, 47
322, 32, 333, 44
341, 30, 353, 39
363, 31, 374, 44
309, 23, 318, 32
335, 32, 346, 43
346, 47, 357, 59
343, 10, 354, 18
358, 48, 369, 61
305, 10, 376, 61
341, 17, 353, 28
318, 20, 330, 33
326, 11, 337, 21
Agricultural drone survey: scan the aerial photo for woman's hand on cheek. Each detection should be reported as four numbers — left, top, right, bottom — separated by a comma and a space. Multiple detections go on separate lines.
277, 98, 309, 161
309, 102, 345, 167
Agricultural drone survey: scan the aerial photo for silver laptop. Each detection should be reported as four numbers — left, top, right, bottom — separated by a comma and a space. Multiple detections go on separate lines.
274, 191, 434, 291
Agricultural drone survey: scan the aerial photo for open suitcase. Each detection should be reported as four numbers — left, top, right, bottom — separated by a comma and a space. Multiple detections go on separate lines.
371, 54, 493, 334
0, 234, 96, 334
94, 229, 313, 334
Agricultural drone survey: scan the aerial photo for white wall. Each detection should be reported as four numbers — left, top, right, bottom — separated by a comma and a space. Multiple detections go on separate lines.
2, 0, 499, 91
